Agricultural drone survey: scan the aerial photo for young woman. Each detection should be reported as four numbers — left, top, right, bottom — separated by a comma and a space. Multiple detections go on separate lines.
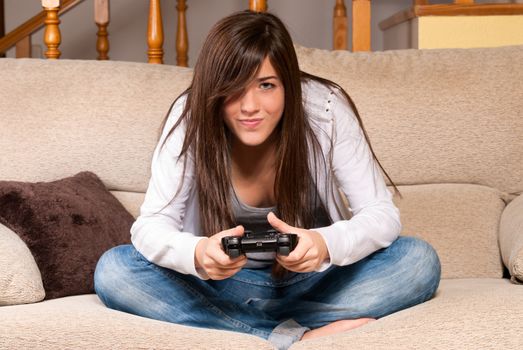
94, 10, 441, 350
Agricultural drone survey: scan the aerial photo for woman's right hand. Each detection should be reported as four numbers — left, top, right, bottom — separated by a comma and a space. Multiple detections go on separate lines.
194, 225, 247, 280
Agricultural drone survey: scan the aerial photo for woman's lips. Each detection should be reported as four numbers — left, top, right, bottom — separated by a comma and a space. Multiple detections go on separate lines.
239, 118, 262, 128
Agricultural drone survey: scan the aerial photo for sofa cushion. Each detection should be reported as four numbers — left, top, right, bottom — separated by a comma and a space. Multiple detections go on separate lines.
393, 183, 505, 279
500, 193, 523, 284
0, 224, 45, 305
0, 294, 274, 349
0, 171, 134, 300
295, 45, 523, 197
291, 278, 523, 349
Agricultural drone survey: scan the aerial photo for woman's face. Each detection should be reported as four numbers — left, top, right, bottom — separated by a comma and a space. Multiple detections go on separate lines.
223, 57, 285, 148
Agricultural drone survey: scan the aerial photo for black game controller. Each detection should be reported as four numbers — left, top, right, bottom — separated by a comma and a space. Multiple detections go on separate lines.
222, 229, 299, 258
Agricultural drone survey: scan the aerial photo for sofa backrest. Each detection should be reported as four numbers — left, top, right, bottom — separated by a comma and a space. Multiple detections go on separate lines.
295, 44, 523, 197
0, 58, 192, 193
1, 46, 521, 279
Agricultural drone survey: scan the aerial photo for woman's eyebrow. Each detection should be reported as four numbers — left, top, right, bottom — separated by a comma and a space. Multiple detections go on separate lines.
256, 75, 279, 82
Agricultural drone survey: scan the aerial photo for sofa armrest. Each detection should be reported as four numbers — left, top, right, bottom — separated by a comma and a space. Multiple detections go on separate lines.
500, 193, 523, 284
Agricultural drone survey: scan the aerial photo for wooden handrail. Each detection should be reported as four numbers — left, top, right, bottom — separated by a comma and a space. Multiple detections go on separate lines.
0, 0, 83, 54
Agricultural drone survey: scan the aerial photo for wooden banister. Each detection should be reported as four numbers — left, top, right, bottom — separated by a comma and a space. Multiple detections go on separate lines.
147, 0, 164, 64
249, 0, 267, 12
95, 0, 109, 60
16, 36, 31, 58
0, 0, 82, 55
0, 0, 5, 57
176, 0, 188, 67
42, 0, 61, 59
333, 0, 348, 50
352, 0, 371, 51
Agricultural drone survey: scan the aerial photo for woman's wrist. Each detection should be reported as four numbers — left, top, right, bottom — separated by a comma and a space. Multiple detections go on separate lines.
194, 237, 209, 269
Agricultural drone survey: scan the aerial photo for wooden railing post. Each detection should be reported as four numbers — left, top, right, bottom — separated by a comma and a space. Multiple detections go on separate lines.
0, 0, 5, 57
148, 0, 164, 64
15, 36, 32, 58
42, 0, 61, 59
176, 0, 188, 67
333, 0, 348, 50
249, 0, 267, 12
352, 0, 371, 52
94, 0, 109, 60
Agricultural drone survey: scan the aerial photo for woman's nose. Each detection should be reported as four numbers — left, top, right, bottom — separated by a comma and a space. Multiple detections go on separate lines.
240, 89, 260, 116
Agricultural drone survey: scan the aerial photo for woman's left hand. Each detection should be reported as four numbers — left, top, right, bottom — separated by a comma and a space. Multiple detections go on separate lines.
267, 212, 330, 273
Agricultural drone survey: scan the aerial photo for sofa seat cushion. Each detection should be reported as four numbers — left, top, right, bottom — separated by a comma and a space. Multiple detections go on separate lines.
0, 294, 273, 349
291, 278, 523, 349
393, 183, 505, 279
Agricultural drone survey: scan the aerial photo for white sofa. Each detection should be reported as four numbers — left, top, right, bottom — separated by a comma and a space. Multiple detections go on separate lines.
1, 44, 523, 349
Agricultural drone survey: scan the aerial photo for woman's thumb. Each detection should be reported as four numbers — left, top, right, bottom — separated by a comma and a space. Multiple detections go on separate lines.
267, 212, 286, 231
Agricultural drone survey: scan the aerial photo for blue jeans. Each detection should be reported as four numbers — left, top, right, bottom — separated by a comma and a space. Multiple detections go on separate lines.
94, 236, 441, 350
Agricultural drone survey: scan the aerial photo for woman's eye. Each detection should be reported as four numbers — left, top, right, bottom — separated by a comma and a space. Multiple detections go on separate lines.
260, 82, 275, 90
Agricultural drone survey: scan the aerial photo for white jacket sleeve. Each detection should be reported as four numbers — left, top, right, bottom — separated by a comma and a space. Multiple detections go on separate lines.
314, 90, 402, 269
130, 95, 208, 279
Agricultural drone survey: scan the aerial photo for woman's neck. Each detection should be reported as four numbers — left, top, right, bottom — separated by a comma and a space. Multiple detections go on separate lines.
231, 136, 278, 179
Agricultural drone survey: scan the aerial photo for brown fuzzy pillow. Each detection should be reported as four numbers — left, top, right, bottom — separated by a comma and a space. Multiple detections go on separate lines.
0, 171, 133, 300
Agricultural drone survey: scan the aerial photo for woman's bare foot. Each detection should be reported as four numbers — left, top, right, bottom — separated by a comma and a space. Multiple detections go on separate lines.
301, 318, 376, 341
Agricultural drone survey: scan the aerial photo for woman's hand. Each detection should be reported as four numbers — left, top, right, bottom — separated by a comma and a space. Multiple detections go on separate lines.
194, 225, 247, 280
267, 212, 330, 273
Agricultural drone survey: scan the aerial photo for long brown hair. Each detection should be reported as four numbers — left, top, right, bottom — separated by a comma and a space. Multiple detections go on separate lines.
160, 10, 401, 277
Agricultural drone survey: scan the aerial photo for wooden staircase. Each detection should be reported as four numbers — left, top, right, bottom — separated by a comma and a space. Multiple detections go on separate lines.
0, 0, 372, 67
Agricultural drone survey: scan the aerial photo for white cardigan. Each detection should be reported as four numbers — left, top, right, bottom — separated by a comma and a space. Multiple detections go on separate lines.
130, 79, 402, 279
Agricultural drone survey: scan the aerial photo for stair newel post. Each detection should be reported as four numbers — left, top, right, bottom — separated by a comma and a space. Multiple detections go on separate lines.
147, 0, 164, 64
333, 0, 348, 50
94, 0, 109, 60
176, 0, 188, 67
42, 0, 61, 59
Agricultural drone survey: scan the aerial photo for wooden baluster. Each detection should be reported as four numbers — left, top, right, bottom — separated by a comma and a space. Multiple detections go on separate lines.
42, 0, 61, 59
352, 0, 371, 52
0, 0, 5, 57
454, 0, 475, 3
95, 0, 109, 60
16, 36, 32, 58
249, 0, 267, 12
333, 0, 348, 50
176, 0, 188, 67
148, 0, 164, 64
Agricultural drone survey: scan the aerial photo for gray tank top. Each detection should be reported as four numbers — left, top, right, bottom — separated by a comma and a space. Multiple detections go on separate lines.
231, 186, 332, 269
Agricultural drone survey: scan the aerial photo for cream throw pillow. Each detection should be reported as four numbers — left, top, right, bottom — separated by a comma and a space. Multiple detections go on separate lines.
500, 193, 523, 284
0, 223, 45, 305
